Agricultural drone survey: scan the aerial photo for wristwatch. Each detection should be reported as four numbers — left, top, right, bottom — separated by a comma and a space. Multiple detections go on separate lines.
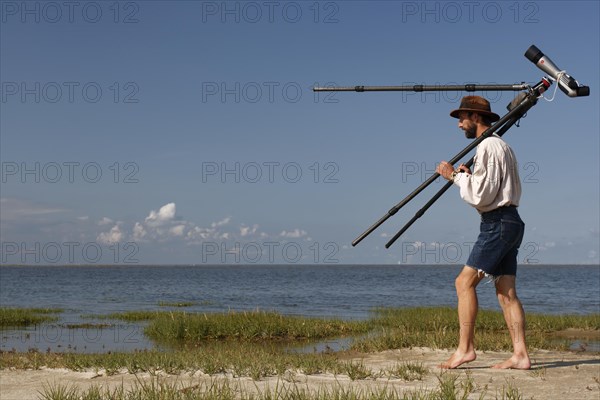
449, 170, 458, 180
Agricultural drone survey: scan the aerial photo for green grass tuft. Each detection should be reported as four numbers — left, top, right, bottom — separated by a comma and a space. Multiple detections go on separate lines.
34, 372, 528, 400
0, 307, 63, 327
352, 307, 600, 352
158, 301, 197, 308
143, 310, 370, 343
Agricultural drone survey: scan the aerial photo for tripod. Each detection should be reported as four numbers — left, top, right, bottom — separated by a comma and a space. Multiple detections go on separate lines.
312, 46, 589, 248
354, 79, 551, 248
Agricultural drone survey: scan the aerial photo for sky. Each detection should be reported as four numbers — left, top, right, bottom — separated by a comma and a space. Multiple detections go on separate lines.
1, 0, 599, 265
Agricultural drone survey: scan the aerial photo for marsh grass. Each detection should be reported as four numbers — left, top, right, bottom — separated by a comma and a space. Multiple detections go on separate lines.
352, 307, 600, 352
495, 380, 526, 400
91, 311, 163, 322
82, 307, 599, 351
338, 360, 373, 380
61, 323, 114, 329
0, 342, 340, 379
36, 372, 526, 400
2, 306, 598, 384
142, 310, 371, 343
158, 301, 197, 308
385, 362, 428, 381
436, 373, 471, 400
527, 366, 546, 380
0, 307, 63, 327
39, 382, 81, 400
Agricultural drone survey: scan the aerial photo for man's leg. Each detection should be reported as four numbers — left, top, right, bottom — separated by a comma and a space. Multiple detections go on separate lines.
492, 275, 531, 369
440, 266, 485, 369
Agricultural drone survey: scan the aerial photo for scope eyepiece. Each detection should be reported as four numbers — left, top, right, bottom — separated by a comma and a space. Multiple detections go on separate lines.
524, 45, 544, 65
525, 44, 589, 97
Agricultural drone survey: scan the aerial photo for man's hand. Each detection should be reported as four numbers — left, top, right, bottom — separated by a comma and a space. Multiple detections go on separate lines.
437, 162, 472, 180
436, 161, 455, 180
457, 164, 471, 174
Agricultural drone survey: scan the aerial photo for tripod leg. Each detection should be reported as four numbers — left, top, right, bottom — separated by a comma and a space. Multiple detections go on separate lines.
384, 114, 524, 249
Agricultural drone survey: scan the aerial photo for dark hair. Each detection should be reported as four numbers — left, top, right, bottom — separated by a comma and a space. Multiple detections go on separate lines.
468, 112, 493, 127
480, 114, 494, 126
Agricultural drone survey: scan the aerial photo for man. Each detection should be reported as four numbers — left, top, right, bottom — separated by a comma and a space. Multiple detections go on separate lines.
435, 96, 531, 370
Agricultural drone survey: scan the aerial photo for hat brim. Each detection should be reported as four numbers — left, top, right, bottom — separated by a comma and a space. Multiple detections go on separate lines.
450, 108, 500, 122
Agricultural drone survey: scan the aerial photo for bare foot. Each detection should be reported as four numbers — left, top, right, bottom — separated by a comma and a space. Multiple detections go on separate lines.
439, 350, 477, 369
491, 355, 531, 370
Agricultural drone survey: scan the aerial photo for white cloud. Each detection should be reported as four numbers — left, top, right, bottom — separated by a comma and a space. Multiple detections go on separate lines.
77, 216, 89, 221
169, 224, 186, 237
97, 224, 123, 244
240, 224, 258, 237
99, 217, 114, 226
0, 197, 65, 220
86, 201, 314, 254
187, 226, 215, 240
280, 229, 307, 238
211, 217, 231, 228
133, 222, 147, 241
145, 203, 176, 226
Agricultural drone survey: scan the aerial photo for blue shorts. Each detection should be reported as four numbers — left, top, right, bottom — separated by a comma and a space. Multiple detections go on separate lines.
466, 206, 525, 277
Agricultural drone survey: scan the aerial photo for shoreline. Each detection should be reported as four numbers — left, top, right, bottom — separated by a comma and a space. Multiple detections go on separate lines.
1, 348, 599, 400
2, 327, 600, 355
2, 307, 599, 398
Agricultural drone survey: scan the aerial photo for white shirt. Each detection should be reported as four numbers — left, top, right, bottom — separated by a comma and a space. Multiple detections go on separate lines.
452, 134, 521, 213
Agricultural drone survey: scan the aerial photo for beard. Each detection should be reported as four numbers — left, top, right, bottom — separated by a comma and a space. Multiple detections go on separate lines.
463, 125, 477, 139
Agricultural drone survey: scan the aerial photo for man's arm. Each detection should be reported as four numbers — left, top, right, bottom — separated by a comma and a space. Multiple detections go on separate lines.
438, 141, 503, 209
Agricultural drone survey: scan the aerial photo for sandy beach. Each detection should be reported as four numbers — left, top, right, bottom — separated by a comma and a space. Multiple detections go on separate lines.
2, 348, 599, 400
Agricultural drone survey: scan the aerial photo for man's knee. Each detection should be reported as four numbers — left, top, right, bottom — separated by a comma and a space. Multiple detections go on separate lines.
454, 275, 467, 292
455, 266, 481, 292
495, 277, 519, 306
496, 291, 515, 307
496, 287, 519, 307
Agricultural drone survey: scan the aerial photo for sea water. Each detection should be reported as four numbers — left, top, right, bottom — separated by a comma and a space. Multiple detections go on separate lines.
1, 264, 598, 352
